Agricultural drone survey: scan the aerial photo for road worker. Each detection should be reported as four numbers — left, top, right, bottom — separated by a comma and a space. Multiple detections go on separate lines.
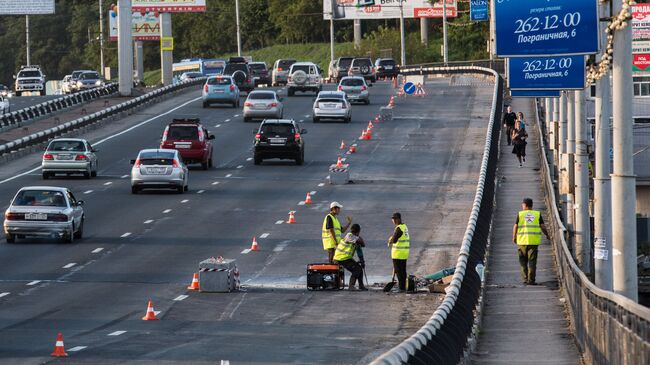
334, 223, 367, 291
513, 198, 550, 285
322, 201, 352, 263
388, 212, 409, 292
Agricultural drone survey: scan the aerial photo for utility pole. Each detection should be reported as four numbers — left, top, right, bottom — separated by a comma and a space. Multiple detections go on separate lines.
559, 92, 568, 228
611, 0, 638, 301
399, 1, 406, 66
25, 15, 30, 66
566, 91, 576, 250
489, 0, 496, 60
594, 0, 612, 291
443, 0, 449, 64
574, 88, 591, 274
420, 18, 428, 46
99, 0, 105, 76
330, 16, 335, 66
160, 13, 172, 86
235, 0, 242, 56
117, 0, 133, 96
546, 98, 555, 178
354, 19, 362, 49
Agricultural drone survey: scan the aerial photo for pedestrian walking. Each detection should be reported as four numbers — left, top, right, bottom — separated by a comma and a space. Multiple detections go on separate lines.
387, 212, 410, 292
511, 124, 529, 167
322, 202, 352, 263
334, 224, 368, 291
516, 111, 527, 129
502, 105, 517, 145
513, 198, 550, 285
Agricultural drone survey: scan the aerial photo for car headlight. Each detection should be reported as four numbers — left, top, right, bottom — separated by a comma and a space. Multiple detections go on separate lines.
95, 80, 102, 86
77, 81, 83, 86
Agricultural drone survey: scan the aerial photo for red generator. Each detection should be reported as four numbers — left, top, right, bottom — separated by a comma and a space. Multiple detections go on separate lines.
306, 263, 344, 290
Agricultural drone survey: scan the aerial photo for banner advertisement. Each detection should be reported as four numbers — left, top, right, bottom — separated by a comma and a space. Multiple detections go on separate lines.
0, 0, 54, 15
633, 54, 650, 73
508, 55, 586, 90
470, 0, 488, 22
132, 0, 206, 13
511, 90, 561, 98
323, 0, 457, 20
109, 11, 161, 41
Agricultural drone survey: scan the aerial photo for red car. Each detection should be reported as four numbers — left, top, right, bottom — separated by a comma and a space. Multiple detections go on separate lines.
160, 118, 215, 170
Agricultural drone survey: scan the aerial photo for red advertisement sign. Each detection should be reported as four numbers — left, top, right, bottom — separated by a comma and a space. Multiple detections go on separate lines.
633, 54, 650, 72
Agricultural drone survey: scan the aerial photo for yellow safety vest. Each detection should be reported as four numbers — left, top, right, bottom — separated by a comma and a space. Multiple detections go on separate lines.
516, 210, 542, 245
391, 224, 410, 260
334, 233, 357, 262
322, 213, 341, 250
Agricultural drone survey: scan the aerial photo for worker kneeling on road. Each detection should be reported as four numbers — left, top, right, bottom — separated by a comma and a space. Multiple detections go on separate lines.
334, 224, 368, 291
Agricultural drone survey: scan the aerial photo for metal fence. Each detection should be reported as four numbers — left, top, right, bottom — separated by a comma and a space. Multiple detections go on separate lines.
370, 66, 503, 364
534, 101, 650, 365
401, 59, 506, 75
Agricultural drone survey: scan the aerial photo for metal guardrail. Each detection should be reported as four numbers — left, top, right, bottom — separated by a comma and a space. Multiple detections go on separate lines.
534, 101, 650, 365
0, 83, 119, 129
400, 59, 506, 75
0, 78, 204, 157
370, 66, 503, 364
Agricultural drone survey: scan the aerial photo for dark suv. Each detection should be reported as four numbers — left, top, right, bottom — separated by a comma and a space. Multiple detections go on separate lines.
333, 57, 354, 83
224, 57, 254, 94
253, 119, 306, 165
375, 58, 399, 79
160, 118, 215, 170
249, 62, 271, 86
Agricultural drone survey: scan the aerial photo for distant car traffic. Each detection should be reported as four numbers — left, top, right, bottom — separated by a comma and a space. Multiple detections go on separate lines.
180, 72, 204, 82
69, 70, 93, 93
271, 59, 296, 86
160, 118, 215, 170
76, 71, 103, 90
349, 58, 376, 83
4, 186, 85, 243
375, 58, 398, 79
0, 84, 13, 98
42, 138, 98, 179
131, 149, 189, 194
287, 62, 322, 96
202, 75, 240, 108
61, 75, 75, 94
243, 90, 283, 122
0, 95, 10, 114
14, 65, 46, 96
224, 57, 254, 94
249, 62, 271, 87
254, 119, 306, 165
338, 76, 370, 105
312, 91, 351, 123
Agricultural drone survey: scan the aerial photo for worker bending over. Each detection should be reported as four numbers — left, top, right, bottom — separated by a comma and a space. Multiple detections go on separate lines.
334, 224, 367, 291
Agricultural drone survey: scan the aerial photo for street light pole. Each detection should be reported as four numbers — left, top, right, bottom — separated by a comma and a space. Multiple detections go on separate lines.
574, 88, 591, 274
235, 0, 242, 56
443, 0, 448, 64
399, 1, 406, 66
99, 0, 105, 76
25, 15, 30, 66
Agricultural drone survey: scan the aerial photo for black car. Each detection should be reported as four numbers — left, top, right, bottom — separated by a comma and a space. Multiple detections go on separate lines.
374, 58, 399, 79
224, 57, 254, 94
253, 119, 306, 165
334, 57, 354, 82
249, 62, 271, 87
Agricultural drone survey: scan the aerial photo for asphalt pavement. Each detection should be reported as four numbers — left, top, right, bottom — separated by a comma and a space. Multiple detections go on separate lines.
0, 78, 495, 364
4, 95, 61, 113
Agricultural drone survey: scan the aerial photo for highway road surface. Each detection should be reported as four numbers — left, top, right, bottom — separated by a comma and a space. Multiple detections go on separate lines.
0, 78, 494, 364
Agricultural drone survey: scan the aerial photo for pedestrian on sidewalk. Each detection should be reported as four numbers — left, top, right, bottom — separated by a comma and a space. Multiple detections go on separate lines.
322, 202, 352, 263
516, 111, 527, 129
388, 212, 410, 292
502, 105, 517, 146
511, 123, 528, 167
334, 224, 368, 291
513, 198, 550, 285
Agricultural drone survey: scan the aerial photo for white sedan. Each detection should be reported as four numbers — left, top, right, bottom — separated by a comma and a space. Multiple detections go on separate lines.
312, 91, 351, 123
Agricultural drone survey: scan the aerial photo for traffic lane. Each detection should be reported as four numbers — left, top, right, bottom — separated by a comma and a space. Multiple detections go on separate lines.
4, 95, 60, 112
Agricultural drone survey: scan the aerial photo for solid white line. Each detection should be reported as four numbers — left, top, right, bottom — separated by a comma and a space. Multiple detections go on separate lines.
103, 182, 112, 186
174, 295, 189, 301
120, 232, 131, 238
318, 183, 325, 187
0, 292, 9, 298
63, 263, 76, 269
68, 346, 87, 352
181, 199, 189, 203
236, 165, 243, 169
197, 190, 205, 194
260, 233, 270, 239
225, 174, 232, 177
27, 280, 41, 286
211, 181, 220, 185
163, 209, 172, 213
246, 157, 253, 161
92, 247, 104, 253
121, 174, 129, 178
275, 220, 284, 225
83, 190, 93, 194
144, 220, 154, 224
241, 249, 251, 254
108, 331, 126, 336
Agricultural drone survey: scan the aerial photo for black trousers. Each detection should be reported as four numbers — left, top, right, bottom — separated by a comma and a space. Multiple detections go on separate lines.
392, 259, 407, 290
337, 259, 363, 287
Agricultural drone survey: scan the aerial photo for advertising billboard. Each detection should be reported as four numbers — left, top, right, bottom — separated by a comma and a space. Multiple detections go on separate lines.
511, 90, 561, 98
0, 0, 54, 15
508, 55, 586, 90
470, 0, 488, 22
323, 0, 457, 20
633, 54, 650, 73
109, 11, 160, 41
132, 0, 206, 13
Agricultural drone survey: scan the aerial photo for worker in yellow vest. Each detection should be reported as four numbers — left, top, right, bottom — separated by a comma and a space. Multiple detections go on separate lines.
513, 198, 550, 285
322, 201, 352, 263
388, 212, 410, 292
334, 224, 367, 291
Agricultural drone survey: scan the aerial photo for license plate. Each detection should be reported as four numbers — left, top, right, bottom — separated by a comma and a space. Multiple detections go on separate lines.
385, 65, 393, 70
322, 103, 338, 109
212, 89, 224, 93
147, 167, 167, 174
57, 154, 73, 160
254, 104, 267, 109
25, 213, 47, 220
269, 138, 286, 144
174, 144, 191, 149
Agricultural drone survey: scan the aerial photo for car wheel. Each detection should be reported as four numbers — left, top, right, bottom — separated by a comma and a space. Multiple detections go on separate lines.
364, 99, 370, 105
296, 152, 304, 165
201, 161, 209, 170
244, 117, 251, 123
232, 100, 237, 108
91, 168, 97, 178
203, 101, 209, 108
254, 154, 262, 165
184, 184, 189, 192
5, 234, 15, 243
177, 185, 184, 194
83, 171, 91, 179
345, 116, 351, 123
208, 156, 214, 168
40, 90, 45, 96
63, 226, 74, 243
42, 172, 49, 180
74, 219, 84, 239
313, 117, 319, 123
15, 91, 21, 97
288, 88, 294, 96
131, 186, 139, 194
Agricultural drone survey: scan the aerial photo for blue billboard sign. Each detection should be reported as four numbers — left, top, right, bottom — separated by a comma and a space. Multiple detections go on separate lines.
495, 0, 599, 57
470, 0, 488, 22
511, 90, 561, 98
508, 55, 585, 90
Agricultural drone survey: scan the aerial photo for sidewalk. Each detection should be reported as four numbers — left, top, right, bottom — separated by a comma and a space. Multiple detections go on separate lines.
471, 98, 581, 364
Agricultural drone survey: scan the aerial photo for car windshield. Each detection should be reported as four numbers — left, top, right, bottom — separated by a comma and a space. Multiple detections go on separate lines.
318, 93, 343, 100
318, 98, 343, 103
18, 70, 41, 78
353, 59, 372, 67
48, 140, 85, 152
13, 190, 67, 207
338, 58, 353, 68
167, 125, 199, 140
379, 59, 396, 66
261, 124, 294, 135
291, 65, 311, 73
277, 60, 296, 70
224, 64, 248, 75
80, 72, 99, 80
140, 158, 174, 166
71, 71, 85, 79
248, 92, 275, 100
139, 151, 175, 160
207, 77, 231, 85
341, 78, 365, 86
249, 64, 266, 71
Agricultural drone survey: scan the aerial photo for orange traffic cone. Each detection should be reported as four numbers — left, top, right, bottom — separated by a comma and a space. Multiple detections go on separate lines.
368, 121, 374, 130
349, 144, 357, 153
336, 157, 344, 168
287, 211, 296, 224
339, 140, 346, 150
187, 273, 199, 290
375, 116, 380, 122
142, 300, 159, 321
360, 129, 367, 139
51, 332, 68, 357
362, 129, 372, 140
305, 192, 313, 205
250, 236, 260, 251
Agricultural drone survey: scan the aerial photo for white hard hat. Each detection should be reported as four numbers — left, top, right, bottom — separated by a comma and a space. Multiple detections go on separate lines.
330, 201, 343, 209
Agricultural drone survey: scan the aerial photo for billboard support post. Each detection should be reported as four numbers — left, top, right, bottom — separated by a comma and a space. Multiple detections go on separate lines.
160, 12, 172, 86
235, 0, 242, 56
354, 19, 362, 49
443, 0, 448, 63
118, 0, 133, 96
135, 40, 144, 83
99, 0, 105, 76
421, 17, 428, 46
25, 15, 30, 66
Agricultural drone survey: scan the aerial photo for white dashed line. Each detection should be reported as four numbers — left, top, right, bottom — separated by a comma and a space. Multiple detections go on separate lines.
211, 182, 220, 185
108, 331, 127, 336
0, 292, 9, 298
121, 232, 132, 238
154, 311, 161, 316
63, 263, 76, 269
318, 183, 325, 187
273, 243, 288, 252
246, 157, 253, 161
310, 191, 317, 195
241, 249, 252, 254
181, 199, 189, 203
68, 346, 87, 352
83, 190, 93, 194
226, 174, 232, 177
225, 119, 231, 122
121, 175, 129, 179
299, 119, 304, 123
92, 248, 104, 253
236, 165, 243, 169
197, 190, 205, 194
27, 280, 41, 286
104, 182, 112, 186
174, 295, 189, 301
260, 233, 270, 239
298, 201, 305, 206
234, 114, 240, 117
144, 220, 154, 224
163, 209, 172, 213
215, 124, 222, 128
275, 220, 284, 225
304, 114, 310, 118
341, 158, 347, 162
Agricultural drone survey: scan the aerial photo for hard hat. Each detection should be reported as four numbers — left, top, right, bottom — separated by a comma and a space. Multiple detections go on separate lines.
330, 201, 343, 209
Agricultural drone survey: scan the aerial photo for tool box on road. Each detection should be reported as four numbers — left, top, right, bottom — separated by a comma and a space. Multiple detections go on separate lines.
306, 263, 344, 290
199, 257, 239, 293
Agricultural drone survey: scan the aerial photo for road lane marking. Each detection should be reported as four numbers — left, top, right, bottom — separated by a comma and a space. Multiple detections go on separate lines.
92, 248, 104, 253
241, 249, 251, 254
154, 311, 161, 316
299, 119, 304, 123
63, 263, 76, 269
104, 182, 112, 186
174, 295, 189, 301
68, 346, 87, 352
246, 157, 253, 161
298, 201, 305, 206
27, 280, 41, 286
225, 119, 231, 122
121, 174, 129, 178
273, 243, 288, 252
260, 233, 270, 239
83, 190, 93, 194
236, 165, 243, 169
163, 209, 172, 213
318, 183, 325, 187
310, 191, 317, 195
211, 182, 220, 185
0, 293, 9, 298
275, 220, 284, 225
304, 114, 310, 118
215, 124, 221, 128
226, 174, 232, 177
144, 220, 154, 224
121, 232, 131, 238
108, 331, 126, 336
181, 199, 189, 203
197, 190, 205, 194
234, 114, 240, 117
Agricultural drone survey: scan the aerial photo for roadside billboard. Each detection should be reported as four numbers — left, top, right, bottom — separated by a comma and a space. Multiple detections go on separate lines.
109, 11, 160, 41
511, 90, 561, 98
633, 54, 650, 73
0, 0, 54, 15
470, 0, 488, 22
132, 0, 206, 13
508, 55, 586, 90
323, 0, 457, 20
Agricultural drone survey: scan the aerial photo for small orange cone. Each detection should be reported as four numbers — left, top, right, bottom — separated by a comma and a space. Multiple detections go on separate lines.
349, 144, 357, 153
375, 116, 380, 122
339, 140, 346, 150
336, 157, 344, 168
305, 192, 313, 205
287, 211, 296, 224
360, 129, 367, 139
187, 273, 199, 290
251, 236, 260, 251
142, 300, 159, 321
362, 129, 372, 140
367, 121, 374, 130
51, 332, 68, 357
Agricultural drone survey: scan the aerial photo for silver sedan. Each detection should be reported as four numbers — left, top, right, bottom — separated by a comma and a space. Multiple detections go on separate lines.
338, 76, 370, 104
4, 186, 85, 243
312, 91, 351, 123
243, 90, 283, 122
131, 149, 188, 194
42, 138, 98, 179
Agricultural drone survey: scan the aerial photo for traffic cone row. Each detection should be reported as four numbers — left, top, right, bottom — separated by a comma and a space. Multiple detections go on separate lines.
287, 211, 296, 224
349, 144, 357, 153
305, 192, 313, 205
360, 129, 372, 140
340, 140, 346, 150
336, 156, 344, 168
368, 121, 374, 130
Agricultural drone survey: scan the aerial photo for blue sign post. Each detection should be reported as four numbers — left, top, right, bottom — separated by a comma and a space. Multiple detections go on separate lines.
508, 55, 585, 90
511, 90, 561, 98
495, 0, 599, 57
470, 0, 488, 22
403, 82, 416, 95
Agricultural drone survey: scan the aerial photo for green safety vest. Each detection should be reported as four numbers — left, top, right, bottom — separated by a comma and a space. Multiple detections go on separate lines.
322, 213, 341, 250
516, 210, 542, 245
333, 234, 357, 262
391, 224, 410, 260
